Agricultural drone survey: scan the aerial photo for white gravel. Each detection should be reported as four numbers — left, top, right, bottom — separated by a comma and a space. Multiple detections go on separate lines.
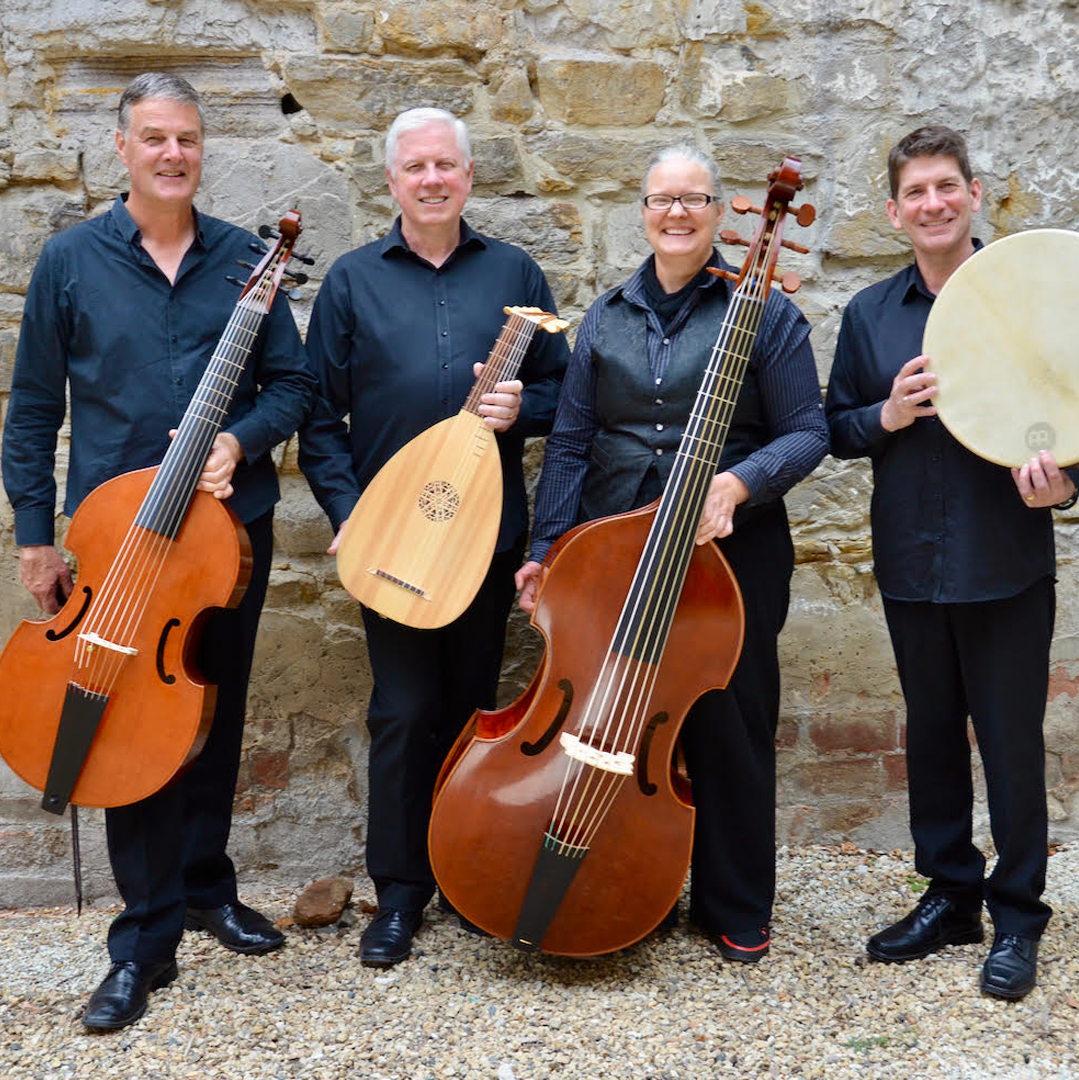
2, 844, 1078, 1080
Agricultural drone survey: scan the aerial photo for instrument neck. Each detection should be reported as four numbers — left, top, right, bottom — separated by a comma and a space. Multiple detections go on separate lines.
613, 285, 768, 664
462, 312, 538, 417
135, 294, 267, 539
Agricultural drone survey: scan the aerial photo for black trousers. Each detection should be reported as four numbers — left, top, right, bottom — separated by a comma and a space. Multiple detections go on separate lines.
104, 511, 273, 963
360, 544, 522, 911
679, 503, 793, 935
883, 578, 1054, 939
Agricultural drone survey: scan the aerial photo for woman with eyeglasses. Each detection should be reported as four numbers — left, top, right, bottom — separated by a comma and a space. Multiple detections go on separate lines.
515, 145, 827, 962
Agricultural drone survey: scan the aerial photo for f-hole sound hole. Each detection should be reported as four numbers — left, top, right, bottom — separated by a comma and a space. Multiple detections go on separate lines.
45, 586, 92, 641
637, 711, 669, 796
521, 679, 574, 756
156, 619, 181, 685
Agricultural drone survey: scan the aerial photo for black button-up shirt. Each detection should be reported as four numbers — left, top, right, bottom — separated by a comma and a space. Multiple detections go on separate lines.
826, 251, 1074, 603
299, 217, 569, 551
2, 195, 313, 545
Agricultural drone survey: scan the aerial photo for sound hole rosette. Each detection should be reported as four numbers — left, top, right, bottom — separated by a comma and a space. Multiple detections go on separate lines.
417, 479, 461, 522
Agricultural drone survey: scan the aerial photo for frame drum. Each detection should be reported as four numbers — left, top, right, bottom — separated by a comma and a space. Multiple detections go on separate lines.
923, 228, 1079, 468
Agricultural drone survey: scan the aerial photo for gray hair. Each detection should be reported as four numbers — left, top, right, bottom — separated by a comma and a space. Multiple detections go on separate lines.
385, 108, 472, 172
118, 72, 204, 136
642, 144, 723, 200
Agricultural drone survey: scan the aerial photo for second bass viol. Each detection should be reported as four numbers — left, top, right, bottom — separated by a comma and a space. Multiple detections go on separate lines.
428, 160, 815, 956
0, 212, 304, 814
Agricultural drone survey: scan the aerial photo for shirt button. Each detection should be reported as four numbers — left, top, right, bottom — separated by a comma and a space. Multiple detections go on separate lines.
655, 448, 663, 456
655, 423, 664, 431
662, 338, 670, 345
655, 399, 663, 405
441, 331, 448, 337
439, 300, 446, 306
442, 363, 449, 370
175, 377, 183, 386
171, 335, 178, 343
655, 378, 662, 386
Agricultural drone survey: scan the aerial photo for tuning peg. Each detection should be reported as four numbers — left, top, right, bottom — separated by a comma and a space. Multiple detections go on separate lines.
236, 260, 256, 271
719, 229, 751, 248
772, 268, 802, 294
705, 267, 740, 283
794, 203, 816, 227
780, 238, 810, 255
290, 251, 315, 266
225, 275, 245, 287
248, 242, 269, 257
283, 269, 309, 285
258, 224, 279, 240
730, 196, 762, 216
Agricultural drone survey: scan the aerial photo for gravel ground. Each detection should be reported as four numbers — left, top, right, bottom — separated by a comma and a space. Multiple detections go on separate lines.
2, 844, 1077, 1080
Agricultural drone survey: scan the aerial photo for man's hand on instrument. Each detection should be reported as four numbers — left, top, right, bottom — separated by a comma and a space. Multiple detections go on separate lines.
171, 429, 244, 500
696, 472, 750, 544
328, 522, 347, 556
880, 355, 938, 432
1012, 450, 1077, 508
515, 560, 546, 613
19, 545, 73, 616
475, 362, 523, 432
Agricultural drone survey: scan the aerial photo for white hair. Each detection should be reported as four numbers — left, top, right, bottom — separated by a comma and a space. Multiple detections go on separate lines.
385, 108, 472, 172
642, 144, 723, 200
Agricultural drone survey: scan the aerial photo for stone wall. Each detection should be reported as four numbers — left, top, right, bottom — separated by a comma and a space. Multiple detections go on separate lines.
1, 0, 1077, 906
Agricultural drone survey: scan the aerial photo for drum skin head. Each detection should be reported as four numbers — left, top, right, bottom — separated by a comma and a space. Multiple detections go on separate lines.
923, 228, 1079, 468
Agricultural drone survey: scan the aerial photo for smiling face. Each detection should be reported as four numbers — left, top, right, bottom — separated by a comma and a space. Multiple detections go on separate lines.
641, 158, 723, 275
114, 97, 203, 216
386, 121, 474, 240
887, 154, 981, 265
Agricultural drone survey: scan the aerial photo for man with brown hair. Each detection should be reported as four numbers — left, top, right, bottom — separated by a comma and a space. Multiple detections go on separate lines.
826, 125, 1077, 999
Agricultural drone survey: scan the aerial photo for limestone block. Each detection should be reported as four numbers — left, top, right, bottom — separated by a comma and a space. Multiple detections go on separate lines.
282, 55, 477, 136
82, 141, 129, 202
472, 135, 525, 187
682, 47, 794, 123
490, 67, 535, 126
196, 139, 354, 273
526, 132, 669, 188
599, 200, 652, 276
52, 57, 294, 141
319, 5, 376, 53
0, 188, 88, 292
823, 207, 908, 259
464, 195, 583, 265
536, 55, 666, 126
376, 1, 507, 58
0, 329, 16, 394
674, 0, 747, 39
11, 148, 79, 183
562, 0, 683, 49
3, 0, 317, 53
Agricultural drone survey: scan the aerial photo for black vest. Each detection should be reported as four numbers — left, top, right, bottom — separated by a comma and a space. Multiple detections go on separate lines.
579, 280, 770, 524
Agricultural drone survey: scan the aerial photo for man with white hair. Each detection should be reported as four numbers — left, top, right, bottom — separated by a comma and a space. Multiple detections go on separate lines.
300, 107, 568, 966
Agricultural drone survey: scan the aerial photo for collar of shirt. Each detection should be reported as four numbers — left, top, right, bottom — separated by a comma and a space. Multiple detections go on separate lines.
378, 215, 487, 268
899, 237, 985, 305
110, 193, 208, 253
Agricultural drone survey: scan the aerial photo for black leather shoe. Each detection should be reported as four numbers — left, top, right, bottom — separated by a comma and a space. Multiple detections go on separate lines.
715, 926, 770, 963
184, 901, 284, 955
980, 933, 1039, 1000
359, 908, 423, 967
81, 960, 178, 1031
867, 894, 983, 962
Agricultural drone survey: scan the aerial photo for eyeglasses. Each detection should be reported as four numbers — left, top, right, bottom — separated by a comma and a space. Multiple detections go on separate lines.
642, 193, 717, 211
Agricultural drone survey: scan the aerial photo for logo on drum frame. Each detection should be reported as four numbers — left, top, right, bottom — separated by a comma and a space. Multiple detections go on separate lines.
1025, 423, 1056, 452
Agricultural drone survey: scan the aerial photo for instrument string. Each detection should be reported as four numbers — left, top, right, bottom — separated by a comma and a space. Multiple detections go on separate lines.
65, 254, 286, 701
549, 211, 786, 853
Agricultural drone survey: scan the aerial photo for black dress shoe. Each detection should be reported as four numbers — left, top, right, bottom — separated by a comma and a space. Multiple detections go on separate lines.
867, 893, 983, 962
715, 926, 771, 963
980, 933, 1039, 1000
82, 960, 178, 1031
359, 908, 423, 967
184, 901, 284, 955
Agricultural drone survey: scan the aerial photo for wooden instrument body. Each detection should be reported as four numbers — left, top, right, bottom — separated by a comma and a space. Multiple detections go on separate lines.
336, 410, 502, 629
428, 502, 745, 957
0, 467, 251, 808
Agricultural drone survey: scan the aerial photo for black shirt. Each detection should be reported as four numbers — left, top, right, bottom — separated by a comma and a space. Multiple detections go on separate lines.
826, 252, 1072, 603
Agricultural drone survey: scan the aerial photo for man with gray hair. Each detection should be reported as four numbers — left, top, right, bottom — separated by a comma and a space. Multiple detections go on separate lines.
300, 106, 568, 967
2, 72, 313, 1028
